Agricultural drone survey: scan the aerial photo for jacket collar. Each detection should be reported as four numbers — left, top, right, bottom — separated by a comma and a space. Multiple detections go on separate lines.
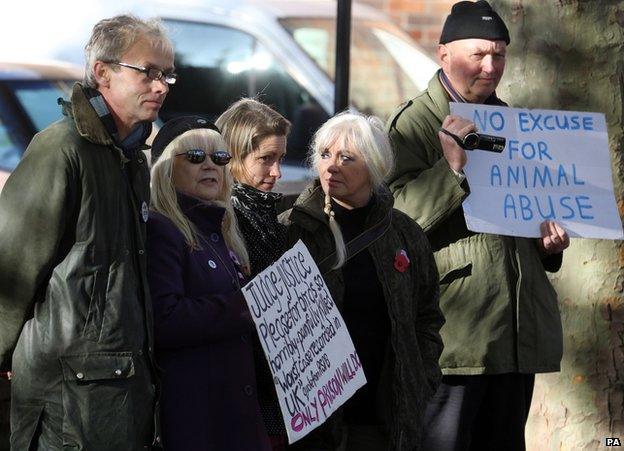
59, 83, 114, 147
177, 191, 226, 233
60, 83, 151, 155
290, 179, 394, 232
432, 69, 507, 113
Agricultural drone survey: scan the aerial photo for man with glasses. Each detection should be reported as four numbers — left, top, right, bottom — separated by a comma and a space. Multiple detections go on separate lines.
0, 14, 174, 450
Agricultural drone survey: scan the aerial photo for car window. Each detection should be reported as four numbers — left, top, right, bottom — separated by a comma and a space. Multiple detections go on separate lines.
11, 81, 74, 131
0, 80, 72, 171
0, 115, 23, 172
0, 80, 73, 172
160, 19, 328, 163
280, 18, 438, 119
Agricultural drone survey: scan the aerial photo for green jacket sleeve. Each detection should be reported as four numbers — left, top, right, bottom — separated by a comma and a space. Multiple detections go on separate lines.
0, 132, 76, 371
387, 105, 468, 234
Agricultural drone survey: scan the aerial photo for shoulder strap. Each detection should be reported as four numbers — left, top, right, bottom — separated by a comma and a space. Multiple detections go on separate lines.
318, 209, 393, 275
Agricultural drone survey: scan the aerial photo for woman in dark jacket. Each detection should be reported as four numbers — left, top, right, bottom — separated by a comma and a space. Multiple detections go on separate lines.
146, 116, 270, 451
281, 112, 445, 451
216, 99, 292, 449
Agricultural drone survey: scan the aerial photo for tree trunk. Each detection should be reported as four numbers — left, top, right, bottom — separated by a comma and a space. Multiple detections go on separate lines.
490, 1, 624, 449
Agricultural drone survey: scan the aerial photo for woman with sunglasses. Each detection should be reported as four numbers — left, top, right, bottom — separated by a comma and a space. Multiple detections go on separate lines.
147, 116, 271, 451
216, 99, 291, 450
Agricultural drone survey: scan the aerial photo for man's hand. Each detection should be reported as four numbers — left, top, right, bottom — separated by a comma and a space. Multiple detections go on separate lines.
538, 220, 570, 255
438, 115, 474, 172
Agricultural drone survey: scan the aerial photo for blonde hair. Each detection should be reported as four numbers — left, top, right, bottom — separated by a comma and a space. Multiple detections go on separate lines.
150, 128, 249, 271
310, 112, 395, 269
215, 98, 291, 182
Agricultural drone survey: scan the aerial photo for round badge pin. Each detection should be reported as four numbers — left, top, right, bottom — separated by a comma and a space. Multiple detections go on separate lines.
141, 201, 149, 223
208, 260, 217, 269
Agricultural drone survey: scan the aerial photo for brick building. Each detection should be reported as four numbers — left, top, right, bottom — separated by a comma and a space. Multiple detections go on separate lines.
362, 0, 456, 56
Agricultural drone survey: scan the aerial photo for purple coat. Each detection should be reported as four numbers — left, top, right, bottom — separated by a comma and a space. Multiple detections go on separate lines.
146, 193, 270, 451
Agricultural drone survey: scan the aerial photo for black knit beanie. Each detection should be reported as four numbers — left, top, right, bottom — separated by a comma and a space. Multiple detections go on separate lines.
440, 0, 510, 45
151, 116, 220, 164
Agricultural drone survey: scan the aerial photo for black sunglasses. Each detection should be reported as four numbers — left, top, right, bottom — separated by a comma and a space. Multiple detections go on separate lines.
175, 149, 232, 165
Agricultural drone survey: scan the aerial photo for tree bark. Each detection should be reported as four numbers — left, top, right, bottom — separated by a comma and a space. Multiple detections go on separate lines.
491, 1, 624, 449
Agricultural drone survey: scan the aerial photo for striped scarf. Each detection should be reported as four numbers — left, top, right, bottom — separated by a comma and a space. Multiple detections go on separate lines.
83, 87, 152, 158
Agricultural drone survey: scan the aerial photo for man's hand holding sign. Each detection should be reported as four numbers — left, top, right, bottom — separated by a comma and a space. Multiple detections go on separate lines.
445, 102, 622, 240
538, 220, 570, 256
437, 112, 572, 253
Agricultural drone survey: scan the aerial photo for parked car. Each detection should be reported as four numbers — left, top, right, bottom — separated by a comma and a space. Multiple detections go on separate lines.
0, 61, 82, 192
0, 0, 438, 194
149, 0, 438, 164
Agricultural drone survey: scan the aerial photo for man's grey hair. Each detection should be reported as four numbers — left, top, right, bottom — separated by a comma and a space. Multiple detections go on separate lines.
84, 14, 173, 88
309, 111, 395, 190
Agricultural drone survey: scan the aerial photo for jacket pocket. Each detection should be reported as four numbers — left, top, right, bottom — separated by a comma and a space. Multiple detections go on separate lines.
82, 270, 108, 341
10, 404, 44, 451
59, 352, 136, 450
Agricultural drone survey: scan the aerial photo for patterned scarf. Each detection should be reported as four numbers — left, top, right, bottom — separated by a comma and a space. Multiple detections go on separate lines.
231, 183, 286, 276
82, 87, 152, 158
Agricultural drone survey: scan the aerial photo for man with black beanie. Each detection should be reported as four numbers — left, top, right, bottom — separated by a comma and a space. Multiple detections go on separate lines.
386, 1, 569, 450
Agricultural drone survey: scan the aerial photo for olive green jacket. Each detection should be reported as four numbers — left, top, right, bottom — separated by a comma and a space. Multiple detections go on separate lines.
281, 182, 444, 451
386, 74, 563, 375
0, 84, 157, 450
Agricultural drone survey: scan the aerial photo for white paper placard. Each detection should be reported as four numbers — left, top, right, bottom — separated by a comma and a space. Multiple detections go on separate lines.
242, 240, 366, 443
450, 102, 623, 239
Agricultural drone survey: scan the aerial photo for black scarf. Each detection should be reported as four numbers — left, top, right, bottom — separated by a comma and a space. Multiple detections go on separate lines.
231, 183, 286, 276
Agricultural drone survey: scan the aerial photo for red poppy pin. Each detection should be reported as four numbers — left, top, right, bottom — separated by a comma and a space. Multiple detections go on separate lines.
394, 249, 410, 273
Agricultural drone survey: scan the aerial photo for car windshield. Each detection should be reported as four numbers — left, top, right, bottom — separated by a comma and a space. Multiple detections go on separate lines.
279, 17, 438, 119
0, 80, 73, 171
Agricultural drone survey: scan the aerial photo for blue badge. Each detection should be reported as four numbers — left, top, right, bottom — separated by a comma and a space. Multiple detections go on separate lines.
141, 201, 149, 223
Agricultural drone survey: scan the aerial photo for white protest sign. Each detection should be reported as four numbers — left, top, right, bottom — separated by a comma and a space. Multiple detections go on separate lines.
450, 102, 624, 239
242, 240, 366, 444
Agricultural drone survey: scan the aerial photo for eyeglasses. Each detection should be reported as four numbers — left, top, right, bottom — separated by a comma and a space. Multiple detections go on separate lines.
109, 61, 178, 85
175, 149, 232, 166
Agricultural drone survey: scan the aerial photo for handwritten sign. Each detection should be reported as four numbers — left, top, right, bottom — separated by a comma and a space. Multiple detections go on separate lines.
450, 102, 623, 239
242, 240, 366, 443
